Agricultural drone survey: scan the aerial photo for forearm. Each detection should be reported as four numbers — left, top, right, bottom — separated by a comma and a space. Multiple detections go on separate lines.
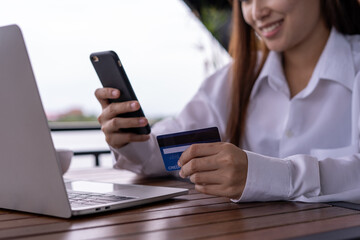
111, 134, 170, 176
236, 150, 360, 203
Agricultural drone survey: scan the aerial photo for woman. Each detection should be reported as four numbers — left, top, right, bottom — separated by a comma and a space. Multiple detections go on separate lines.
95, 0, 360, 202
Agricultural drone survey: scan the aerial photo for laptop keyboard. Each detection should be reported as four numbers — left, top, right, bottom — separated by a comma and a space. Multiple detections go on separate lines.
67, 190, 135, 208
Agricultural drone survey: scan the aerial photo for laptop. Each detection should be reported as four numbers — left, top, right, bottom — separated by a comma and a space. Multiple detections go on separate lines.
0, 24, 188, 218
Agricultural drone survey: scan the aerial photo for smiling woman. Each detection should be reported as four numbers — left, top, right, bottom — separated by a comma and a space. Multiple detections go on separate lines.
0, 0, 230, 120
95, 0, 360, 204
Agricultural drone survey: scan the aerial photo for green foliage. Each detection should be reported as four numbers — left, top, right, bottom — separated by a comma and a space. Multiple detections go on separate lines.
200, 6, 231, 41
54, 114, 98, 122
183, 0, 232, 49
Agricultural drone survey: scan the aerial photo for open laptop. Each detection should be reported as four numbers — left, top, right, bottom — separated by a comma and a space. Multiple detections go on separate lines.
0, 24, 188, 218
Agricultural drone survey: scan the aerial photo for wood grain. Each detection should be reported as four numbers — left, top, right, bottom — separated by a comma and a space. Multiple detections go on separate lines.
16, 203, 340, 240
208, 213, 360, 240
0, 168, 358, 240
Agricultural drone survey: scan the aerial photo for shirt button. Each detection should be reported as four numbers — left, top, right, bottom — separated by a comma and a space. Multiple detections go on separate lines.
285, 129, 293, 138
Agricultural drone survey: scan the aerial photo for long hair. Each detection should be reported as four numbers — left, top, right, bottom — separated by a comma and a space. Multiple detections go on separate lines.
226, 0, 360, 146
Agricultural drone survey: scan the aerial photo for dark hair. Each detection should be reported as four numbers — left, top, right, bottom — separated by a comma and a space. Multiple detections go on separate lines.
324, 0, 360, 34
227, 0, 360, 145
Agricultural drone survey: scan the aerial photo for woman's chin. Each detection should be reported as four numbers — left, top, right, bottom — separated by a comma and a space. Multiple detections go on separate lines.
263, 40, 289, 53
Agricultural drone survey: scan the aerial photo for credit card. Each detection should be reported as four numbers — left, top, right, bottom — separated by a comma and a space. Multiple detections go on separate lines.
156, 127, 221, 171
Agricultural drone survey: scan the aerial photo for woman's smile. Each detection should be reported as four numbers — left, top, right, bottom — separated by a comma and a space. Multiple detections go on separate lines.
258, 19, 284, 38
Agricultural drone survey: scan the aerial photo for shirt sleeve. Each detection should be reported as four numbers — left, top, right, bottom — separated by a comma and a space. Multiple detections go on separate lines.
234, 150, 360, 204
111, 64, 232, 176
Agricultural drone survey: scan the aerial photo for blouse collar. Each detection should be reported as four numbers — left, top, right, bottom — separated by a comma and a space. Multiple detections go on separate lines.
250, 28, 356, 100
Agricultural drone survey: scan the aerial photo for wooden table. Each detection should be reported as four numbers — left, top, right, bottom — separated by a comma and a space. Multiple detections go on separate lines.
1, 168, 360, 240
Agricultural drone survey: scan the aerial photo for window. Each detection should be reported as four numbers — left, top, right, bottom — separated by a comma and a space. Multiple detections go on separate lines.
0, 0, 231, 167
0, 0, 230, 120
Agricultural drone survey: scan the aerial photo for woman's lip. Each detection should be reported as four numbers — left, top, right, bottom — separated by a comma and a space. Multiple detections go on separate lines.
258, 19, 283, 29
258, 20, 283, 38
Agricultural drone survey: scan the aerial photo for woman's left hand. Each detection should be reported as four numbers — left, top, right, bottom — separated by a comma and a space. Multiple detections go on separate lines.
178, 142, 248, 199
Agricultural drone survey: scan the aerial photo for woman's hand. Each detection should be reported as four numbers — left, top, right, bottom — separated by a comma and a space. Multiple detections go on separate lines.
95, 88, 150, 148
178, 142, 248, 199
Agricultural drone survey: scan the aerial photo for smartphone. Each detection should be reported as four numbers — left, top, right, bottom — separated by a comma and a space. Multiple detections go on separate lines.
90, 51, 151, 135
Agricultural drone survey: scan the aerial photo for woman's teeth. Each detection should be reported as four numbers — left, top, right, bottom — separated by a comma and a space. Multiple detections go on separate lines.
262, 21, 282, 33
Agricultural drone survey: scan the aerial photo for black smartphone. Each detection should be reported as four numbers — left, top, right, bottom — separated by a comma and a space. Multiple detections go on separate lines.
90, 51, 151, 135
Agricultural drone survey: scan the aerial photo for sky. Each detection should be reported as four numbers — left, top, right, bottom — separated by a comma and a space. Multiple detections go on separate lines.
0, 0, 230, 119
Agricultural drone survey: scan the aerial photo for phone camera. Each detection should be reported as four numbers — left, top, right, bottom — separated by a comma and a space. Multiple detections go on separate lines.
92, 56, 99, 62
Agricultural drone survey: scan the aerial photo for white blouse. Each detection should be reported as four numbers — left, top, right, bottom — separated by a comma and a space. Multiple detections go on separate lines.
111, 28, 360, 203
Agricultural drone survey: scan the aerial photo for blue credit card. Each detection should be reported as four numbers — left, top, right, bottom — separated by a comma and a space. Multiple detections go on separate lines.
156, 127, 221, 171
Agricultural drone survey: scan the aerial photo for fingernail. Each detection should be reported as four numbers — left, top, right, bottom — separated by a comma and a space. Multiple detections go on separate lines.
178, 161, 182, 167
139, 118, 147, 125
131, 102, 137, 109
179, 171, 183, 178
112, 90, 118, 97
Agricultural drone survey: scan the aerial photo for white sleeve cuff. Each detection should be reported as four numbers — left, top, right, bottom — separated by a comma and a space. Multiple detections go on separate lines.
111, 134, 176, 177
235, 151, 291, 202
110, 144, 146, 175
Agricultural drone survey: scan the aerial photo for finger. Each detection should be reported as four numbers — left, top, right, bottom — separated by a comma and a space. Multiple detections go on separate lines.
106, 132, 150, 149
179, 155, 219, 178
178, 142, 222, 167
102, 117, 148, 134
101, 101, 140, 121
95, 88, 120, 109
188, 170, 222, 185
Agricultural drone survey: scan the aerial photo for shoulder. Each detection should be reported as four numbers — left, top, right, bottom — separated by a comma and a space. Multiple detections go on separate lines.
345, 34, 360, 50
198, 62, 232, 96
344, 34, 360, 74
191, 62, 233, 121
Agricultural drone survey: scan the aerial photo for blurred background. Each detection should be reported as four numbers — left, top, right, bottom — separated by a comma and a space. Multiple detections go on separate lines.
0, 0, 232, 168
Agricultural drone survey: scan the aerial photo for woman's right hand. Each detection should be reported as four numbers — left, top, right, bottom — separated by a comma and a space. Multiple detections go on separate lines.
95, 88, 150, 149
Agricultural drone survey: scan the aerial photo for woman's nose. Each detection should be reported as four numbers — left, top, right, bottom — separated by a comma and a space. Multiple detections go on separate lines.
252, 0, 271, 21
